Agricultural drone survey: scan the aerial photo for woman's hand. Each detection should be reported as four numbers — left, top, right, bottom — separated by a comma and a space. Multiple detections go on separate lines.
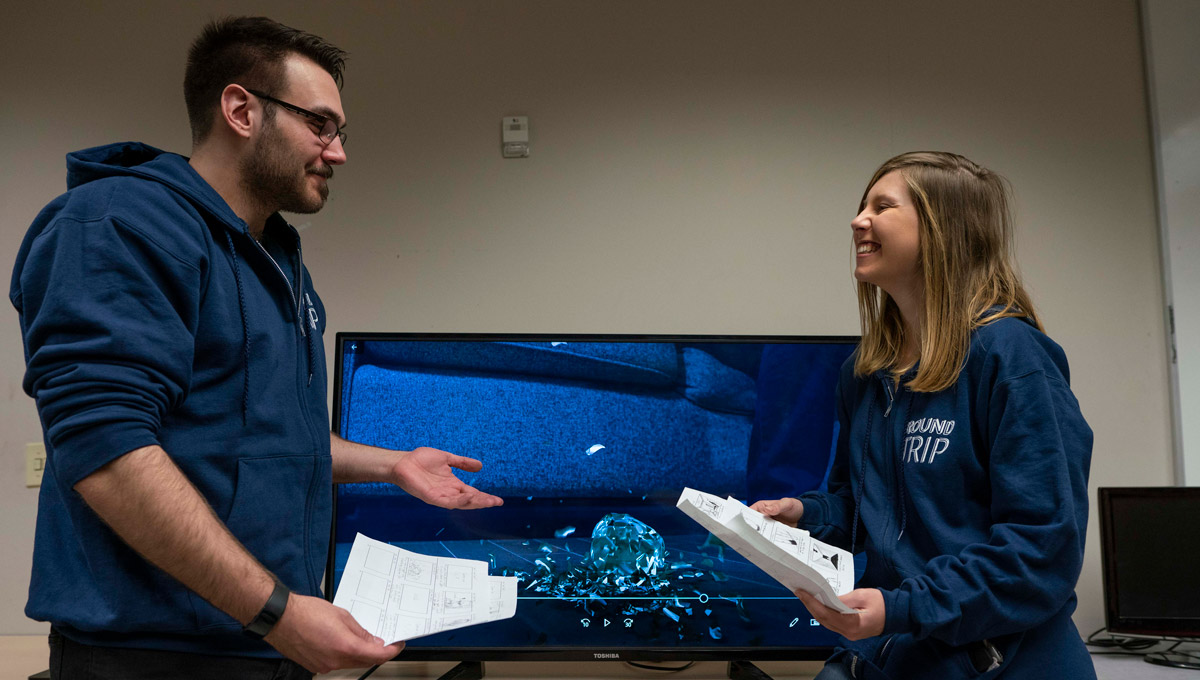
795, 588, 886, 641
749, 497, 804, 527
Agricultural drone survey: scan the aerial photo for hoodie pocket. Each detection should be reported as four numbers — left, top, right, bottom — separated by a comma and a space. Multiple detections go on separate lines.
188, 454, 319, 630
879, 634, 1014, 680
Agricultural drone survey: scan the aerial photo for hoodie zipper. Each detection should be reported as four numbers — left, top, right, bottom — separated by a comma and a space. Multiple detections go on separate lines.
252, 237, 305, 337
879, 634, 895, 661
295, 238, 309, 336
250, 231, 320, 440
881, 375, 905, 556
244, 229, 323, 589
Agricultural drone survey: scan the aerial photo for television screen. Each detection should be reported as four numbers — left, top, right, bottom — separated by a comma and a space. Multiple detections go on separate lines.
1099, 486, 1200, 639
327, 333, 858, 661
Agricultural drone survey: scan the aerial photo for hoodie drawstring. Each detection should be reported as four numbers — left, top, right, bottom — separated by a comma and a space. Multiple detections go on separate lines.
223, 231, 252, 426
304, 294, 315, 387
851, 379, 912, 552
225, 226, 316, 421
849, 397, 873, 554
895, 389, 914, 541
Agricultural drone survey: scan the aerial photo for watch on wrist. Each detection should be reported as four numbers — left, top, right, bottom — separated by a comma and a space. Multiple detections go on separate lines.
243, 580, 290, 639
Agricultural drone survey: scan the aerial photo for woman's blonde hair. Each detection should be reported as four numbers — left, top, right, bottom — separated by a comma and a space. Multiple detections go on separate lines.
854, 151, 1042, 392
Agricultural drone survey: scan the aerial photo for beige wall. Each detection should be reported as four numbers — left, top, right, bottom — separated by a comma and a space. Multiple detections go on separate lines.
1, 0, 1172, 643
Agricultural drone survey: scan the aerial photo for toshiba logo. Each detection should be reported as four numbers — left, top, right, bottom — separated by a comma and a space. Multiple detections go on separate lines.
594, 653, 621, 659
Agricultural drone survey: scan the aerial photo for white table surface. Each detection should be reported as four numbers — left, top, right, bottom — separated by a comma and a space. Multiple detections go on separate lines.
4, 635, 1198, 679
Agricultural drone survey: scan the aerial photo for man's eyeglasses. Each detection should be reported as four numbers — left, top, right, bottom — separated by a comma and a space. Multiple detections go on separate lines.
245, 88, 347, 148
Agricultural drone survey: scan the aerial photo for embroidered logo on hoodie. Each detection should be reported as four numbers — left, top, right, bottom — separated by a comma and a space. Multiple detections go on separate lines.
903, 417, 955, 464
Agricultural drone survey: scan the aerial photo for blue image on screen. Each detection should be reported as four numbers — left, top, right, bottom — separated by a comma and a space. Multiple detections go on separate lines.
329, 335, 856, 654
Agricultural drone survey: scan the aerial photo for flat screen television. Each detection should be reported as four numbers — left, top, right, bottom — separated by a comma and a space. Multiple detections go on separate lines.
1099, 486, 1200, 641
326, 333, 859, 674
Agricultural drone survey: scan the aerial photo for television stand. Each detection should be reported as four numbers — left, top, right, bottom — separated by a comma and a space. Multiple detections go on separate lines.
728, 660, 776, 680
435, 661, 485, 680
412, 660, 778, 680
426, 660, 773, 680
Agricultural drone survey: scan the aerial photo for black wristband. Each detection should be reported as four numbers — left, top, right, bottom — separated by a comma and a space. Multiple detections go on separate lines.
243, 580, 290, 639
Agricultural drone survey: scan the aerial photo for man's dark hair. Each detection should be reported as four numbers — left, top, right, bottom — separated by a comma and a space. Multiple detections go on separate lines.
184, 16, 347, 145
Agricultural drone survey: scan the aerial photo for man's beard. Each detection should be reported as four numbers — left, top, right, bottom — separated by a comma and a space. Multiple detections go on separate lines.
241, 122, 332, 215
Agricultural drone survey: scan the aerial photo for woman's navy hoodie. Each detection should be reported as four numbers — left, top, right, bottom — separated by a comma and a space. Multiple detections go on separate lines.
798, 317, 1095, 679
10, 142, 331, 657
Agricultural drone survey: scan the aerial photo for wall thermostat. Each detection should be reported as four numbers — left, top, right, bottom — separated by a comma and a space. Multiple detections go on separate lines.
502, 116, 529, 158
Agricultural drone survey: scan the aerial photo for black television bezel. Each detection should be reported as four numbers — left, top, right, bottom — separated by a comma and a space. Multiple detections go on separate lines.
1098, 486, 1200, 640
325, 331, 859, 662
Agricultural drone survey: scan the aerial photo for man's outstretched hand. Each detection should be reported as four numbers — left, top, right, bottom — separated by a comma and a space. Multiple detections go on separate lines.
390, 446, 504, 509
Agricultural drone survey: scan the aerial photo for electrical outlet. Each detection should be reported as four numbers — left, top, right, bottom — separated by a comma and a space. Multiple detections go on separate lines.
26, 443, 46, 488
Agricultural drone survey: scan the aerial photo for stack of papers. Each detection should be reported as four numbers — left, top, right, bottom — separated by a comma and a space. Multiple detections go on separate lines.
676, 488, 856, 615
332, 533, 518, 644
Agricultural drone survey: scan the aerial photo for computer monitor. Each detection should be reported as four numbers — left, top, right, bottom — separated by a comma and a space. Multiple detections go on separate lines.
326, 333, 858, 669
1099, 486, 1200, 639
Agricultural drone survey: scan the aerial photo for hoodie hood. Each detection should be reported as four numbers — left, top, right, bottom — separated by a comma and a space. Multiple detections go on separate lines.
66, 141, 164, 188
66, 142, 248, 237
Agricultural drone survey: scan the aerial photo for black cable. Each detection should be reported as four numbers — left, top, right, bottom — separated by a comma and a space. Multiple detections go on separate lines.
625, 660, 696, 672
1152, 642, 1199, 661
1084, 627, 1158, 652
356, 664, 381, 680
1145, 649, 1200, 671
1085, 628, 1200, 670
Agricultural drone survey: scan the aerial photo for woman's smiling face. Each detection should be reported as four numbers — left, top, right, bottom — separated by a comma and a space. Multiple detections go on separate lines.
851, 170, 922, 299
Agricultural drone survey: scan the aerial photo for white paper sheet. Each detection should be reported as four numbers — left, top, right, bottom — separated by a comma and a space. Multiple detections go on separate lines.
332, 533, 518, 643
676, 488, 857, 615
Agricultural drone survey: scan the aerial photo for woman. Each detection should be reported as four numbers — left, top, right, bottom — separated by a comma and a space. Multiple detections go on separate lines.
753, 152, 1094, 679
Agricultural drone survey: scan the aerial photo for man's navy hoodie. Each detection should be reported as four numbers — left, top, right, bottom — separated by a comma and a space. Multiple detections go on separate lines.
798, 317, 1095, 679
10, 142, 331, 656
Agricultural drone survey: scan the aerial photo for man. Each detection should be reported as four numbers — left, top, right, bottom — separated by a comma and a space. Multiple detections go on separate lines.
10, 16, 502, 678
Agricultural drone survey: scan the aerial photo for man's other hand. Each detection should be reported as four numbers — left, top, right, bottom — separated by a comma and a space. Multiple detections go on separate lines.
266, 593, 402, 674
